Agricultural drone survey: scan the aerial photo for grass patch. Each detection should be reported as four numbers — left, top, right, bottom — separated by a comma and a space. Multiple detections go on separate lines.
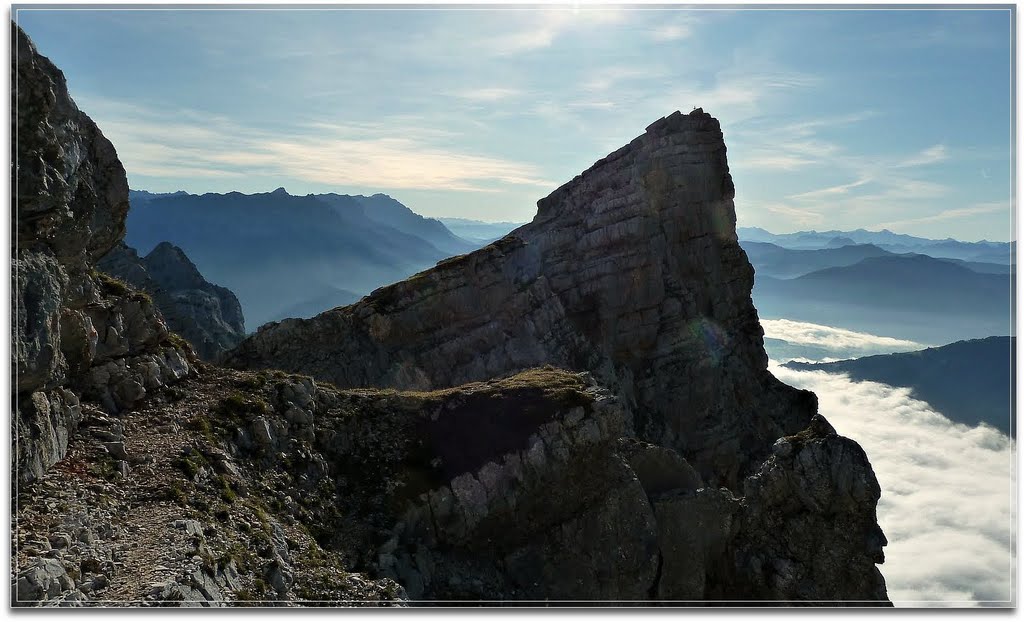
216, 474, 238, 504
129, 290, 153, 305
166, 483, 188, 505
173, 452, 208, 480
234, 374, 268, 391
166, 332, 191, 351
93, 271, 132, 297
216, 391, 270, 420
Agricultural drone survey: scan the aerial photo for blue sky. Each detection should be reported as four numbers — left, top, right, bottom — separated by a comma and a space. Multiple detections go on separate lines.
15, 5, 1014, 240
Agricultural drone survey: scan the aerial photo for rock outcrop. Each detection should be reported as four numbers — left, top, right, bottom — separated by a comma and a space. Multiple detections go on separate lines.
227, 110, 812, 488
98, 242, 246, 361
12, 22, 194, 485
227, 110, 890, 603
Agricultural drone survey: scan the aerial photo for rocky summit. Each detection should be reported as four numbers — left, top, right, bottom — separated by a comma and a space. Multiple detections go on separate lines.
98, 242, 246, 362
12, 21, 889, 607
225, 107, 890, 604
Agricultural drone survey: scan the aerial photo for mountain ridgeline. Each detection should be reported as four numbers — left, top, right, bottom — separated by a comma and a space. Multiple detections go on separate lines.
785, 337, 1015, 437
125, 189, 480, 329
739, 226, 1013, 265
737, 228, 1014, 347
227, 109, 891, 603
97, 242, 246, 361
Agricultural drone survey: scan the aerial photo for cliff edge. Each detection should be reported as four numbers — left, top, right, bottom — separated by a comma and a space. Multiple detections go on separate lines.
226, 109, 890, 603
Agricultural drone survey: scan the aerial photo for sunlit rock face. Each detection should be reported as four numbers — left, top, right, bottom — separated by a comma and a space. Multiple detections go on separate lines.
227, 109, 813, 486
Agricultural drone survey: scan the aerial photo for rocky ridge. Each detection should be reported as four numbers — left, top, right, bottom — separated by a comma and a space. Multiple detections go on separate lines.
227, 109, 813, 488
226, 109, 890, 603
13, 20, 889, 606
98, 242, 247, 362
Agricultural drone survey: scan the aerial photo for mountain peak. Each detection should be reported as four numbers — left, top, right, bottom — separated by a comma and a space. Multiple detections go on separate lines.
271, 186, 288, 195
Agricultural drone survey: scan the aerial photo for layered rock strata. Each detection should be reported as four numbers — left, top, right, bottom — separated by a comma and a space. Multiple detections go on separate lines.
228, 109, 811, 488
227, 110, 889, 603
98, 242, 246, 361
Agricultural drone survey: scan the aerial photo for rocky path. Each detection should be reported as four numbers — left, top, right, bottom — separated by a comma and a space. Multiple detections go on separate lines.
13, 367, 403, 606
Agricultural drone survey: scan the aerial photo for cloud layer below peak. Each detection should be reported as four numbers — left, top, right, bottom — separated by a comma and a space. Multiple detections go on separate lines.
770, 363, 1014, 607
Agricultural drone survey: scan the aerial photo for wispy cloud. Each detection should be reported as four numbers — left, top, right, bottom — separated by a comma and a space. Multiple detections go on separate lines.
581, 65, 668, 93
650, 22, 694, 42
84, 97, 554, 193
878, 200, 1010, 230
450, 87, 522, 103
662, 68, 820, 126
759, 202, 825, 226
479, 8, 627, 56
771, 364, 1014, 607
762, 318, 923, 356
894, 144, 950, 169
787, 177, 873, 201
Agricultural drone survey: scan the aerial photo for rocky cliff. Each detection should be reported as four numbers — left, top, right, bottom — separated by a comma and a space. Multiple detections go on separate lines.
12, 23, 194, 485
13, 21, 888, 606
227, 110, 812, 488
12, 24, 403, 606
226, 110, 890, 603
98, 242, 246, 361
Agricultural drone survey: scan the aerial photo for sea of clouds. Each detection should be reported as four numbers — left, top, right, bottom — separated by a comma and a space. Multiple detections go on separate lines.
762, 319, 1015, 607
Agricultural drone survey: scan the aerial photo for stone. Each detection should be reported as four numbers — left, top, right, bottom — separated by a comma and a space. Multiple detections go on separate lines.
14, 558, 73, 605
224, 110, 889, 604
103, 441, 128, 461
653, 488, 740, 600
618, 438, 704, 498
226, 109, 814, 488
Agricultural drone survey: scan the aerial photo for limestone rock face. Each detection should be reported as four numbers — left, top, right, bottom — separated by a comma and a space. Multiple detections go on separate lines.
228, 109, 812, 486
227, 110, 889, 603
13, 23, 128, 274
12, 23, 194, 484
728, 415, 889, 604
98, 242, 246, 361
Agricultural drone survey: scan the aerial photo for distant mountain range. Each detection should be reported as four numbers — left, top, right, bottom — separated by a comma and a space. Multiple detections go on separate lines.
437, 217, 524, 244
126, 189, 482, 329
742, 241, 1010, 279
785, 337, 1015, 437
752, 253, 1013, 345
739, 226, 1013, 265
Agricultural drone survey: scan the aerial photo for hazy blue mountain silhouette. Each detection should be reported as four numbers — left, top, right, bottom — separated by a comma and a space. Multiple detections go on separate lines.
126, 189, 460, 329
316, 193, 478, 257
825, 236, 857, 248
785, 337, 1015, 437
741, 241, 895, 278
739, 226, 1012, 264
742, 241, 1010, 279
752, 254, 1013, 344
275, 286, 362, 321
437, 217, 524, 244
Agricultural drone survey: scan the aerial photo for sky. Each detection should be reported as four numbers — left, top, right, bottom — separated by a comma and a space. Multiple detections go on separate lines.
14, 5, 1014, 240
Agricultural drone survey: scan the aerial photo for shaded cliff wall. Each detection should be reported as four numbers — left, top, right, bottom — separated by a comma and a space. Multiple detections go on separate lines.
227, 110, 813, 485
12, 23, 193, 483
